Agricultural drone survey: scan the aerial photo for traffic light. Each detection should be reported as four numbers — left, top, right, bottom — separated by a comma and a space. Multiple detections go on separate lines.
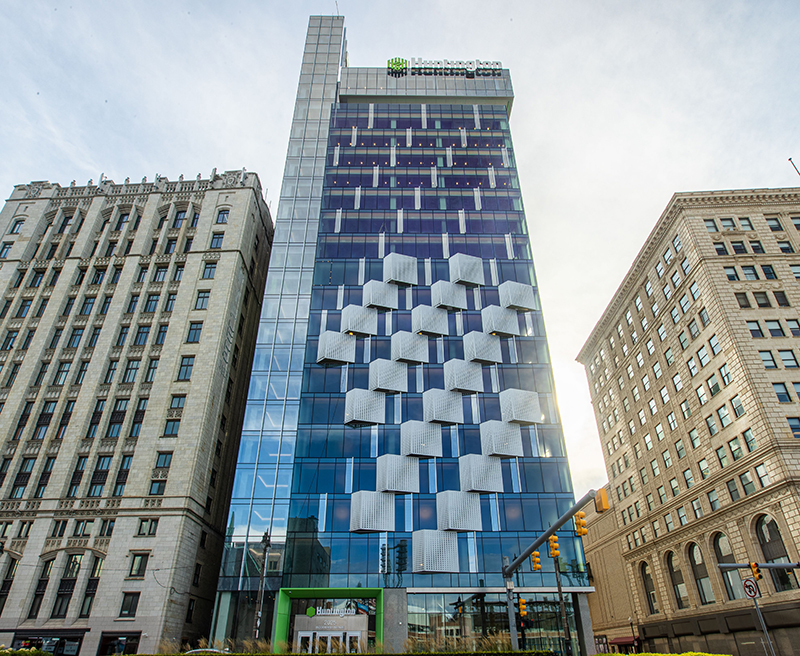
531, 551, 541, 571
595, 488, 610, 513
518, 597, 527, 617
574, 511, 588, 536
549, 535, 560, 559
750, 562, 762, 581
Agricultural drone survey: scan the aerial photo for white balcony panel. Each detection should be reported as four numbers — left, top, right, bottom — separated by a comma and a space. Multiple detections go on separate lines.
449, 252, 485, 287
462, 331, 502, 364
391, 331, 429, 363
499, 388, 544, 425
459, 454, 504, 493
412, 305, 449, 336
341, 304, 379, 336
481, 305, 520, 337
480, 420, 524, 458
345, 389, 385, 425
400, 421, 443, 458
423, 389, 464, 424
499, 280, 538, 312
363, 280, 399, 310
383, 252, 418, 286
316, 330, 357, 364
436, 491, 482, 531
412, 529, 459, 572
431, 280, 468, 310
369, 359, 408, 393
443, 359, 484, 393
350, 491, 395, 532
376, 454, 420, 493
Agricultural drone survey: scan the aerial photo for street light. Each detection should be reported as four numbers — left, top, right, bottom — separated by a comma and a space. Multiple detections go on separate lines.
629, 616, 637, 653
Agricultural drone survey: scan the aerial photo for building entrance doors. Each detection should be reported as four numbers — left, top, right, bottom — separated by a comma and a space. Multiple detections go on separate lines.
295, 631, 362, 653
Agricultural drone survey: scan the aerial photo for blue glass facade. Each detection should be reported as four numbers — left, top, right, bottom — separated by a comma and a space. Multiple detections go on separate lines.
212, 15, 590, 653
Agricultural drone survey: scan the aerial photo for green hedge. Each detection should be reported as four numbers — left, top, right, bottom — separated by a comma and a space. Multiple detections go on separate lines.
0, 651, 52, 656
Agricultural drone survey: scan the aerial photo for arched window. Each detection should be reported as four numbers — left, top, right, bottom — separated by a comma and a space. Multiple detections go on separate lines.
756, 515, 798, 592
688, 543, 715, 604
641, 562, 659, 614
713, 533, 745, 600
666, 552, 689, 609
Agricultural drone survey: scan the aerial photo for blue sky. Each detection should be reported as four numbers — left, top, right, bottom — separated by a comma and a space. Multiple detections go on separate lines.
2, 0, 800, 493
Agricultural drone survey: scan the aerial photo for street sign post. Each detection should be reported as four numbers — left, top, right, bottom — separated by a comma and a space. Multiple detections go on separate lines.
743, 578, 759, 599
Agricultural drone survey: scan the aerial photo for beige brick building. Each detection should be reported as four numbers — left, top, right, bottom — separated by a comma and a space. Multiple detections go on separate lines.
578, 188, 800, 655
0, 171, 271, 655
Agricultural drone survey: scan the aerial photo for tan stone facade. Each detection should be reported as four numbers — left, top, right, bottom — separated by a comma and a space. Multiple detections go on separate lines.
578, 188, 800, 655
0, 171, 272, 654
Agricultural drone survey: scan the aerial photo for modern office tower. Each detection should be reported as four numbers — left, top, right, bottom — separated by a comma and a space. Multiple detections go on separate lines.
578, 188, 800, 655
212, 14, 592, 654
0, 171, 272, 655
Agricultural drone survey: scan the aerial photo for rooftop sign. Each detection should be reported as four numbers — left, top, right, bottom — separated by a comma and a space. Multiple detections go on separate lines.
387, 57, 502, 77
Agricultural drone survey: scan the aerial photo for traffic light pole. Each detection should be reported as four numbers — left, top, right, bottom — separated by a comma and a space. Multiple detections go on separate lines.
502, 489, 601, 651
503, 489, 598, 578
554, 564, 572, 656
717, 562, 799, 656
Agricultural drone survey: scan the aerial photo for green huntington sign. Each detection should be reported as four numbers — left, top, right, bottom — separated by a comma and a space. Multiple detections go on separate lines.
387, 56, 502, 76
387, 57, 408, 72
305, 607, 316, 617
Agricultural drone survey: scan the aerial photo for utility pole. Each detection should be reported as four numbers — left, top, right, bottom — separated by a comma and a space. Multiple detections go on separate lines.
253, 532, 271, 640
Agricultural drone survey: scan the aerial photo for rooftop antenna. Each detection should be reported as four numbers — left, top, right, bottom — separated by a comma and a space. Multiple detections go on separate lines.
335, 0, 340, 15
790, 158, 800, 177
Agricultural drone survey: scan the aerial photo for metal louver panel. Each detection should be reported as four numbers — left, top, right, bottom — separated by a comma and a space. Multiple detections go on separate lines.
350, 491, 395, 532
462, 331, 502, 363
344, 389, 386, 425
431, 280, 468, 310
391, 331, 429, 363
480, 420, 524, 458
400, 420, 443, 457
317, 330, 357, 364
369, 359, 408, 393
498, 280, 538, 312
423, 389, 464, 424
383, 252, 418, 286
443, 359, 484, 393
412, 529, 459, 572
341, 305, 379, 336
459, 453, 503, 492
499, 388, 543, 424
481, 305, 520, 336
436, 490, 482, 531
449, 252, 485, 287
362, 280, 399, 310
412, 305, 449, 336
376, 454, 420, 493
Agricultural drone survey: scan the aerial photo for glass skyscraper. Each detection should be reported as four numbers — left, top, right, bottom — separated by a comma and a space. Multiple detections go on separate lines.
212, 15, 592, 654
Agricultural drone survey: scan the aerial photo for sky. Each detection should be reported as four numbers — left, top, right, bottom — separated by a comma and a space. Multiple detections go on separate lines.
2, 0, 800, 494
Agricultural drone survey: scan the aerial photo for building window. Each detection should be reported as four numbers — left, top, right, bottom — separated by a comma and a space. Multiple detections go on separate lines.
119, 592, 140, 618
210, 233, 224, 249
129, 553, 148, 578
726, 479, 740, 502
174, 265, 184, 281
640, 562, 659, 614
145, 358, 159, 383
707, 489, 720, 510
104, 361, 118, 384
177, 356, 194, 381
0, 243, 11, 259
216, 209, 229, 224
122, 359, 140, 384
186, 322, 202, 343
755, 463, 770, 487
144, 294, 159, 313
713, 533, 746, 600
774, 383, 791, 403
134, 326, 150, 346
153, 266, 167, 282
195, 291, 210, 310
165, 239, 176, 254
755, 515, 799, 592
149, 480, 166, 495
127, 295, 139, 313
759, 351, 777, 368
173, 211, 186, 229
137, 518, 159, 536
164, 419, 180, 437
202, 262, 216, 279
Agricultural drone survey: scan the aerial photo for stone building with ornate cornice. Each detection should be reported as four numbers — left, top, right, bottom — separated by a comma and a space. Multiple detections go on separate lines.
578, 187, 800, 655
0, 171, 272, 655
